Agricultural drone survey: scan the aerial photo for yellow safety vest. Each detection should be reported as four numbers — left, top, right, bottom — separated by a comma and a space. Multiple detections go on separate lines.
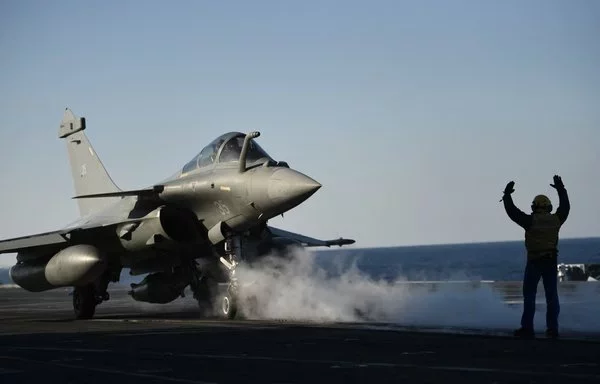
525, 213, 561, 260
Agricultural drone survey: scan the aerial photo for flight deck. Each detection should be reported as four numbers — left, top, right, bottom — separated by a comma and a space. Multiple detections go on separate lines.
1, 285, 599, 383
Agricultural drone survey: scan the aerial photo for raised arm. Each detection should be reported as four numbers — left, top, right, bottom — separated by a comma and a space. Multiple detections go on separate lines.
550, 175, 570, 225
501, 181, 532, 230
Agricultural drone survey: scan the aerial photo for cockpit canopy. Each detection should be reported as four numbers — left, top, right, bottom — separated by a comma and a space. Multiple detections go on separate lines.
181, 132, 273, 175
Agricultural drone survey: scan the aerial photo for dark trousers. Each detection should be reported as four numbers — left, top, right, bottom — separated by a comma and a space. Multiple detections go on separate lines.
521, 258, 560, 331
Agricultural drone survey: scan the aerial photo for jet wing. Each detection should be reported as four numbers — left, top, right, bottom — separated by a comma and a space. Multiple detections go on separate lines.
0, 230, 69, 254
267, 226, 355, 248
0, 217, 144, 255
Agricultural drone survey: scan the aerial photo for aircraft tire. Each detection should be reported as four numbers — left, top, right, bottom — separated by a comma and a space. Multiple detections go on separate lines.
73, 284, 96, 320
220, 292, 237, 320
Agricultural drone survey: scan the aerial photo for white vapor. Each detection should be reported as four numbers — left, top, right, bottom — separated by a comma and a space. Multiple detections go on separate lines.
233, 247, 600, 334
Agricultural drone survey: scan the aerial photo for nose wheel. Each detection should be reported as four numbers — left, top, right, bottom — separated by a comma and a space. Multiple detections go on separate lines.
218, 273, 239, 319
220, 291, 238, 319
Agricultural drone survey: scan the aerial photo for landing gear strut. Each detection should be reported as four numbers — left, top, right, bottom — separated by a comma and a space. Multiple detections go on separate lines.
217, 235, 244, 319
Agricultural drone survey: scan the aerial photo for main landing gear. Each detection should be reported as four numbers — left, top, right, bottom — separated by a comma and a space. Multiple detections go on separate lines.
189, 260, 218, 317
72, 277, 110, 320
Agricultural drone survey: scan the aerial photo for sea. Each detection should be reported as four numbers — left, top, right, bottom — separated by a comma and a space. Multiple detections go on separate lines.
314, 236, 600, 283
1, 237, 599, 285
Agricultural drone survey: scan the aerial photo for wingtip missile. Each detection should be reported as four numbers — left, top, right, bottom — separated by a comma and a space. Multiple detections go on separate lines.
325, 237, 356, 247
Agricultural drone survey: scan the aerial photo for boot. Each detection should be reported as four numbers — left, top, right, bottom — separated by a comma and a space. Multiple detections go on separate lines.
545, 328, 559, 339
514, 327, 534, 339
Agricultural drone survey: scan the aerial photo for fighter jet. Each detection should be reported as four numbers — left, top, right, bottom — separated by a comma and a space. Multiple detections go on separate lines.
0, 109, 354, 320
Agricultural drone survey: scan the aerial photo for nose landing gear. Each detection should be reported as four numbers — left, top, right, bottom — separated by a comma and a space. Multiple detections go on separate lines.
217, 236, 244, 319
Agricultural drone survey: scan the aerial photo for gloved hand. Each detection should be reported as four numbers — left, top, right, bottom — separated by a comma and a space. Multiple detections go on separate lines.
499, 181, 515, 202
503, 181, 515, 195
550, 175, 565, 190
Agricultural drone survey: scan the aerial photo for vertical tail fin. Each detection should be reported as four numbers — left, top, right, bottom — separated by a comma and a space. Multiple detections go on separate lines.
59, 108, 122, 217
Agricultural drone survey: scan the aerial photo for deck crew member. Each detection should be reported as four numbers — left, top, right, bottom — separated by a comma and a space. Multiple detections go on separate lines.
501, 175, 570, 339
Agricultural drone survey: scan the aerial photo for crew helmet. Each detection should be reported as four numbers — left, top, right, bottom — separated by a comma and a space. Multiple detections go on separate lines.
531, 194, 552, 212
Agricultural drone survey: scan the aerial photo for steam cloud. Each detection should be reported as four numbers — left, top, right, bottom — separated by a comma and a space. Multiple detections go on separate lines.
232, 247, 600, 334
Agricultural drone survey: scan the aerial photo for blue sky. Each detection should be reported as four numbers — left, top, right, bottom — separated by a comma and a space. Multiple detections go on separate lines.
1, 0, 599, 267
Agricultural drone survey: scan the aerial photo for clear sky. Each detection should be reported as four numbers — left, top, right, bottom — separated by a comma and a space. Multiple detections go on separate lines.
1, 0, 598, 267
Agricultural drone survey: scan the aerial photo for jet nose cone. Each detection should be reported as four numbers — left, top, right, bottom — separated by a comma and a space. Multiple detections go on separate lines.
268, 168, 321, 204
